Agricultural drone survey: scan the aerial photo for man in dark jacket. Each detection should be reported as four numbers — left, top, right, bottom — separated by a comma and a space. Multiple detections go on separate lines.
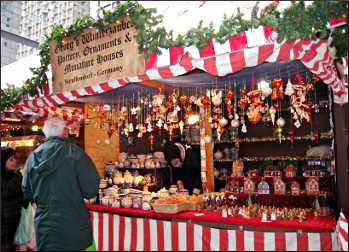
1, 147, 28, 251
22, 117, 100, 251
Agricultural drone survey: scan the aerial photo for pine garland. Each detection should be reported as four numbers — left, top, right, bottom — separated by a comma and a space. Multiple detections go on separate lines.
1, 0, 348, 111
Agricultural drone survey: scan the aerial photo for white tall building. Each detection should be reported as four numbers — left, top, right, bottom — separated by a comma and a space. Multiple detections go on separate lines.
1, 1, 22, 66
17, 1, 90, 59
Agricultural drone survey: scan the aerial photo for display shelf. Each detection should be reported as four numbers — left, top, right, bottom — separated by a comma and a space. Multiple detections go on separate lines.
239, 131, 333, 143
113, 167, 166, 171
240, 156, 332, 161
214, 159, 237, 162
215, 177, 228, 181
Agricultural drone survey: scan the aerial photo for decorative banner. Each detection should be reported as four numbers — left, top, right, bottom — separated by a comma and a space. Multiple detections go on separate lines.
49, 17, 145, 93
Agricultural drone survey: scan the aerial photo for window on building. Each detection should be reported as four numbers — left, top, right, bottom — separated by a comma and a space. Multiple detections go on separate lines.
6, 23, 10, 28
7, 17, 10, 22
4, 41, 7, 47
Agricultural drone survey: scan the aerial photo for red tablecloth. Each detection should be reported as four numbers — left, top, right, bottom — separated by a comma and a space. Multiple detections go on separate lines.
86, 204, 336, 232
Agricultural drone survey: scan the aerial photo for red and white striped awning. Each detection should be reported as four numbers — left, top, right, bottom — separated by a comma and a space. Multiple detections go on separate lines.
12, 25, 348, 116
337, 211, 348, 251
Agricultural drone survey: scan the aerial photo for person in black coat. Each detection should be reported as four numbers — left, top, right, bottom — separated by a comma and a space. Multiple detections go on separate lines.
163, 138, 202, 195
1, 147, 28, 252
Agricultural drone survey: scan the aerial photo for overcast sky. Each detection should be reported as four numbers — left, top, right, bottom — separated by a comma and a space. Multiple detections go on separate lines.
90, 1, 295, 37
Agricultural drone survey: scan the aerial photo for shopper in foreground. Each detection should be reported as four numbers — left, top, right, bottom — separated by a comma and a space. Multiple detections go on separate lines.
22, 117, 100, 251
1, 147, 28, 251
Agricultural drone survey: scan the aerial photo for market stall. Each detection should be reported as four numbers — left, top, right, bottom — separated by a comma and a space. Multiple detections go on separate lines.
2, 1, 348, 251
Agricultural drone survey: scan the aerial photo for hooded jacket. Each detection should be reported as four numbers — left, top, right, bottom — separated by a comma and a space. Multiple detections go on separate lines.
22, 136, 100, 251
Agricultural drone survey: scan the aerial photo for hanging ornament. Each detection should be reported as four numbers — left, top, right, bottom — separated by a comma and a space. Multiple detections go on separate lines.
147, 123, 153, 133
285, 79, 294, 96
179, 95, 189, 106
313, 75, 320, 82
217, 126, 224, 141
275, 127, 283, 144
272, 78, 283, 90
165, 100, 174, 110
279, 86, 285, 100
313, 129, 319, 144
153, 94, 165, 107
211, 90, 223, 107
128, 123, 134, 132
149, 134, 154, 150
156, 119, 163, 128
204, 136, 211, 144
227, 103, 234, 113
131, 107, 137, 115
231, 119, 240, 128
269, 106, 276, 125
219, 117, 228, 127
276, 117, 286, 128
179, 120, 184, 135
288, 130, 295, 146
226, 89, 234, 100
168, 124, 173, 140
294, 120, 301, 128
186, 106, 193, 115
271, 88, 279, 100
241, 123, 247, 133
200, 95, 211, 109
259, 79, 273, 98
107, 127, 115, 138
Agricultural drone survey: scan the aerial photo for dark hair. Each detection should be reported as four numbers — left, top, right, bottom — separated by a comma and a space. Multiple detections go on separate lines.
164, 142, 181, 163
1, 147, 16, 177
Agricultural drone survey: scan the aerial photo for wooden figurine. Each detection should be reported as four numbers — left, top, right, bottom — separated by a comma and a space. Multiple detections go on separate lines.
274, 177, 286, 195
232, 160, 244, 177
291, 181, 300, 196
247, 169, 258, 177
225, 179, 241, 193
285, 164, 297, 178
243, 177, 255, 194
305, 177, 319, 196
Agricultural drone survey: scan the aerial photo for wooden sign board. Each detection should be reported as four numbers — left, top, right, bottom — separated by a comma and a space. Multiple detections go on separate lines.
49, 17, 145, 93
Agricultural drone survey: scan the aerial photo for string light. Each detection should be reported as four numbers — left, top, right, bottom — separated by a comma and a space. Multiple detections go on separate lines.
341, 28, 346, 34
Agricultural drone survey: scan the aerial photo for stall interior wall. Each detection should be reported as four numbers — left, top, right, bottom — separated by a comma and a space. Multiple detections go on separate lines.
84, 103, 120, 176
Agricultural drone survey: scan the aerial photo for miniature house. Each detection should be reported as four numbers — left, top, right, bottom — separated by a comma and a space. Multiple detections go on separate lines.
305, 177, 320, 196
291, 181, 300, 196
257, 179, 270, 194
264, 166, 282, 177
285, 164, 297, 178
243, 177, 255, 194
274, 177, 286, 195
247, 169, 258, 177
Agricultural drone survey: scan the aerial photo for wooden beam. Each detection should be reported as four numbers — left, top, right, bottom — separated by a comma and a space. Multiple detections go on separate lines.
140, 80, 174, 92
204, 105, 214, 192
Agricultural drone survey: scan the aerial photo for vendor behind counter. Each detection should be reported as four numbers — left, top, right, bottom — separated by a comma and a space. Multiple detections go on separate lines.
163, 137, 202, 195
